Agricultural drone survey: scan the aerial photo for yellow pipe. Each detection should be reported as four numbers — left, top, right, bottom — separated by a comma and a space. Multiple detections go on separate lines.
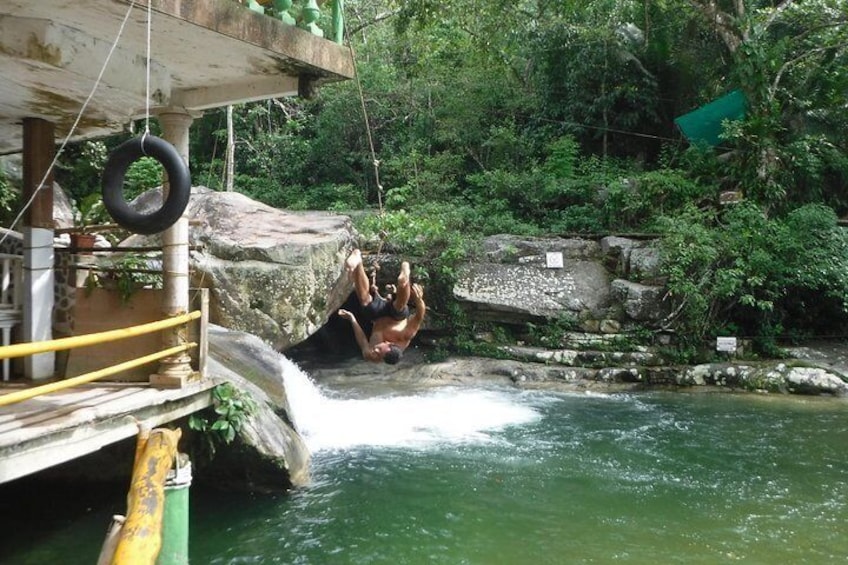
0, 311, 201, 360
132, 424, 152, 473
111, 428, 182, 565
0, 343, 196, 407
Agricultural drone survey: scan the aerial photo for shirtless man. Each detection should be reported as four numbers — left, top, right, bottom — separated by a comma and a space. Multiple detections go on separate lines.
338, 249, 425, 364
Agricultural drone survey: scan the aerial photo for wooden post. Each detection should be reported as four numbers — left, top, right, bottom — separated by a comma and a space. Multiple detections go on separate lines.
22, 119, 54, 229
197, 288, 209, 379
21, 118, 55, 380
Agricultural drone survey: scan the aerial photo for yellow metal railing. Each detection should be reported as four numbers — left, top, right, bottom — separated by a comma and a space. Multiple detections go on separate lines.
0, 311, 202, 407
0, 312, 199, 359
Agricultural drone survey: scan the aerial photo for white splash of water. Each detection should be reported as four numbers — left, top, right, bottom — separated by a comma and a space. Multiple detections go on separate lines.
279, 357, 540, 452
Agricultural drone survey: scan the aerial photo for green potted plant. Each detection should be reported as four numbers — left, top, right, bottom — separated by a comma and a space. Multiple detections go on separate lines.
71, 193, 108, 251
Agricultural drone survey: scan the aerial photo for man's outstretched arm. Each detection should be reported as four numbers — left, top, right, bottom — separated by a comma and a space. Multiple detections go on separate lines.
338, 309, 378, 361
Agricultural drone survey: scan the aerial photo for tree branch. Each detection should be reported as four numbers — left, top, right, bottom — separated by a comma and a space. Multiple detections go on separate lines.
758, 0, 796, 36
688, 0, 743, 53
770, 41, 848, 101
347, 10, 399, 38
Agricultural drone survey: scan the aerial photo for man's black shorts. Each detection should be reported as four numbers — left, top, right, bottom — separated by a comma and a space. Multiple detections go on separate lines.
364, 295, 409, 321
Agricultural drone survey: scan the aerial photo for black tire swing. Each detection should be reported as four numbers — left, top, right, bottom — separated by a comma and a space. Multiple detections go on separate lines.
101, 134, 191, 235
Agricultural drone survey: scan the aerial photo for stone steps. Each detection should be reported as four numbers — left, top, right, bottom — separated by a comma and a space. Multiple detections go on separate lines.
491, 340, 848, 395
499, 344, 665, 368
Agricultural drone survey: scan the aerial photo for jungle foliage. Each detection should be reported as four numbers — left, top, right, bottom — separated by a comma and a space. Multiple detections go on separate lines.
54, 0, 848, 349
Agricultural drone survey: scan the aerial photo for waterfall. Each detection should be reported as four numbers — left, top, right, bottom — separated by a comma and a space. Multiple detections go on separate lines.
278, 357, 541, 452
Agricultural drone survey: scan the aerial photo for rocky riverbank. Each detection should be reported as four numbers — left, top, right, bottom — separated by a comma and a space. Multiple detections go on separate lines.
291, 340, 848, 398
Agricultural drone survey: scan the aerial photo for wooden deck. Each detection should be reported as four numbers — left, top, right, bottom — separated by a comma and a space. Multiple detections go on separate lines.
0, 379, 218, 484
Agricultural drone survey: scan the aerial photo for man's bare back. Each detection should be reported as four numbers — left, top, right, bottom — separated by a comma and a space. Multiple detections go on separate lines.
371, 312, 413, 350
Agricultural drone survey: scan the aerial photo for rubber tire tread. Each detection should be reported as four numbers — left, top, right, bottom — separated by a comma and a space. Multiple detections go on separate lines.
101, 135, 191, 235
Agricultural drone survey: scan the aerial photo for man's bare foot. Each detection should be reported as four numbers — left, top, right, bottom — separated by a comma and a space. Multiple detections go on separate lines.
397, 261, 410, 288
345, 249, 362, 274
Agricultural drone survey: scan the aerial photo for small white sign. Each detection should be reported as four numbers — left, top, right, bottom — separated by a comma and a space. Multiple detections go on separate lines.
546, 252, 564, 269
716, 336, 737, 352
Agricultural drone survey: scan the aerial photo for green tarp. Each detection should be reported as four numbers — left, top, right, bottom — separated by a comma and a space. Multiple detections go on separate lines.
674, 89, 747, 147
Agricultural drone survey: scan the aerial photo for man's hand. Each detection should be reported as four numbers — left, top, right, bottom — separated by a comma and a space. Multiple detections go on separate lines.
412, 283, 424, 300
338, 308, 355, 321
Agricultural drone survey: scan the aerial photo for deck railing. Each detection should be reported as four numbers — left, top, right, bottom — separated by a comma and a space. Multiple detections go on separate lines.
246, 0, 345, 44
0, 310, 204, 407
0, 253, 22, 381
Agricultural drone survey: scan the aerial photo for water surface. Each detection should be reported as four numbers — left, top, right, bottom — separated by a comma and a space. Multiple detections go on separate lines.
190, 371, 847, 564
1, 370, 846, 564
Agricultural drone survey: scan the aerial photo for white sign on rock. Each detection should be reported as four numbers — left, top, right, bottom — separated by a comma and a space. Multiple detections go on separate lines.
716, 336, 737, 353
546, 252, 564, 269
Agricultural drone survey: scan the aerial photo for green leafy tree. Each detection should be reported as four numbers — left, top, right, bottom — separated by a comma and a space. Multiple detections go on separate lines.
659, 201, 848, 347
129, 0, 848, 356
688, 0, 848, 213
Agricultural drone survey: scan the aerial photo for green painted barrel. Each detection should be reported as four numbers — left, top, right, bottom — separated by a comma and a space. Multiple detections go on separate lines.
156, 460, 192, 565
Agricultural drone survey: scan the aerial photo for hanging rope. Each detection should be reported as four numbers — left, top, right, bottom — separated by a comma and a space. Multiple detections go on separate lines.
345, 35, 384, 217
141, 0, 153, 153
344, 27, 389, 276
0, 0, 139, 247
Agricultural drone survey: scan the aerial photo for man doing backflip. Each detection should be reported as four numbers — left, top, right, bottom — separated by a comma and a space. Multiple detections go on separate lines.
338, 248, 425, 364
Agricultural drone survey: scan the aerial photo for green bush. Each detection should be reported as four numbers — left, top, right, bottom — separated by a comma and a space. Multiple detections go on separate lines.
124, 157, 164, 201
188, 383, 256, 455
658, 201, 848, 347
603, 169, 716, 232
0, 168, 18, 226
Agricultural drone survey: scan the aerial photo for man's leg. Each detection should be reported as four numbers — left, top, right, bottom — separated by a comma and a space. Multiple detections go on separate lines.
345, 249, 372, 306
392, 261, 411, 312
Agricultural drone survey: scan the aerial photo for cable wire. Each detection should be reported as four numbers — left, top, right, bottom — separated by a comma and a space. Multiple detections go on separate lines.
1, 0, 139, 246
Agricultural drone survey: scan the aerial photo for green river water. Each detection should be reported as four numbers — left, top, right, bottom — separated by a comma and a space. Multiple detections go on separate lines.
1, 371, 846, 564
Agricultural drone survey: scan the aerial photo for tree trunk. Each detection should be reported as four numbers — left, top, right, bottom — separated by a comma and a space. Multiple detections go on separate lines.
225, 105, 235, 192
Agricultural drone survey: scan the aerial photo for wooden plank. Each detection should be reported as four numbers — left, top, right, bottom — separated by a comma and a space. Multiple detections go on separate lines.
0, 383, 125, 414
0, 384, 210, 446
66, 289, 165, 381
0, 385, 215, 484
0, 386, 113, 422
0, 382, 144, 415
0, 387, 141, 436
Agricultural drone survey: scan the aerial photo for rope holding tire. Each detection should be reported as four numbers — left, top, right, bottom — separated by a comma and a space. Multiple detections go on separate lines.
101, 135, 191, 235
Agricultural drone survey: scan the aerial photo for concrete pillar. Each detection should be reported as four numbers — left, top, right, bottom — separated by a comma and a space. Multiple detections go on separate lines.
151, 109, 195, 388
22, 118, 55, 380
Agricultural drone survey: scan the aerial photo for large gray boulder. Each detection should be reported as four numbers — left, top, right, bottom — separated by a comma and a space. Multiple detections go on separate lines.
610, 279, 670, 322
1, 154, 74, 229
124, 188, 356, 350
453, 235, 612, 323
204, 325, 311, 490
600, 236, 663, 282
453, 235, 673, 329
